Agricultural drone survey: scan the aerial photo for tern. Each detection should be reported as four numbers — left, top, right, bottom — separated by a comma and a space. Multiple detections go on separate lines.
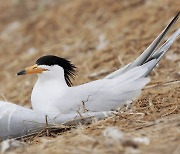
17, 13, 180, 114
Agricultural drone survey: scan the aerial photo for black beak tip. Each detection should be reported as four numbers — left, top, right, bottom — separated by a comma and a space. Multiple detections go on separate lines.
16, 70, 26, 76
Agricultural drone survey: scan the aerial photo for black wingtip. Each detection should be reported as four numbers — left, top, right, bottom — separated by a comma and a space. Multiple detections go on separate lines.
166, 11, 179, 30
174, 11, 180, 21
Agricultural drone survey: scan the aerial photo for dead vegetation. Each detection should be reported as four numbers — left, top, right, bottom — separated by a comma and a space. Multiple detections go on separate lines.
0, 0, 180, 153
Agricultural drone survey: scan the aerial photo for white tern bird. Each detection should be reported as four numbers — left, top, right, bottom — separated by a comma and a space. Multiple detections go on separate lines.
17, 13, 180, 114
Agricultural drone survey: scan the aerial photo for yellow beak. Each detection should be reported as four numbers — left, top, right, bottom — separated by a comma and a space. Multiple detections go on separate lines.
17, 64, 47, 75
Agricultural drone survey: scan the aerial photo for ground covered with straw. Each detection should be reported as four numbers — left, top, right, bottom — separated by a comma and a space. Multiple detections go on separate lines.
0, 0, 180, 153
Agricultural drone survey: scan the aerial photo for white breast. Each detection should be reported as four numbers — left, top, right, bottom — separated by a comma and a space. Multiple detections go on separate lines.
31, 66, 69, 113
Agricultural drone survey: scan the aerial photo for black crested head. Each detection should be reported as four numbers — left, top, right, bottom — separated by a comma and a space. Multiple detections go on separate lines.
36, 55, 77, 86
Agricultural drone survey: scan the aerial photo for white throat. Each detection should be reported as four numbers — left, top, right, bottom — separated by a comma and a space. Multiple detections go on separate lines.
31, 65, 69, 112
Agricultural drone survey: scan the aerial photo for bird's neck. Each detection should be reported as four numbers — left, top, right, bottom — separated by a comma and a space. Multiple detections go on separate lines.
37, 72, 68, 88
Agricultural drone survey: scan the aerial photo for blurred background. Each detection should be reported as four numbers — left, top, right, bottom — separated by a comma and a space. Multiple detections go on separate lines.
0, 0, 179, 107
0, 0, 180, 153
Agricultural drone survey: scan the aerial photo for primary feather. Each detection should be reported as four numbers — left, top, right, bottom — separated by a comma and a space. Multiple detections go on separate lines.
105, 12, 180, 79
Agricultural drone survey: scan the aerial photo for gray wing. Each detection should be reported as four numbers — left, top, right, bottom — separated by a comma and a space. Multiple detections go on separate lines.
58, 13, 180, 114
105, 12, 179, 79
58, 61, 154, 113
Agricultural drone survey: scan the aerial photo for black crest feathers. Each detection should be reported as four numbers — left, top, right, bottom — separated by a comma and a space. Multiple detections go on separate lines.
36, 55, 77, 86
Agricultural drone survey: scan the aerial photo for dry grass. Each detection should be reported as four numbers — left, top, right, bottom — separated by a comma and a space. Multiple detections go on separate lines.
0, 0, 180, 153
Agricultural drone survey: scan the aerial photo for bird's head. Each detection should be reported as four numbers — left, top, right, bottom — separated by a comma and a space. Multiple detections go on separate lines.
17, 55, 77, 86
